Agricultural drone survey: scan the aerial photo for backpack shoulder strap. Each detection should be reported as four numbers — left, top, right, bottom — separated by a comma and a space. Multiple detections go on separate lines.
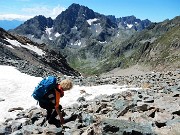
56, 84, 64, 97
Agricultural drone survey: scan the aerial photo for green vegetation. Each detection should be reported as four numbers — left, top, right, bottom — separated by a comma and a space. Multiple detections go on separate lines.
67, 17, 180, 75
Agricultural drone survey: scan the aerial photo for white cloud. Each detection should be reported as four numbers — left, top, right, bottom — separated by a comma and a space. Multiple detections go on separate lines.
0, 14, 33, 21
0, 5, 65, 21
52, 5, 66, 18
22, 5, 65, 19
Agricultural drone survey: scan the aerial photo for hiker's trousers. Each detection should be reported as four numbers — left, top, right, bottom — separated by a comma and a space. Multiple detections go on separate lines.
39, 102, 62, 123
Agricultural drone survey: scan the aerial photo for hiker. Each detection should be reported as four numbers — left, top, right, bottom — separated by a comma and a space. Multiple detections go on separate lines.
32, 76, 74, 127
41, 79, 73, 126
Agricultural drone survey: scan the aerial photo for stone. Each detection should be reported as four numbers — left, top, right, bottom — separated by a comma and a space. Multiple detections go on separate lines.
154, 95, 180, 113
81, 113, 94, 126
154, 123, 180, 135
77, 97, 86, 102
101, 118, 155, 135
21, 125, 43, 134
8, 107, 24, 112
44, 128, 63, 135
154, 111, 173, 128
0, 98, 5, 102
0, 126, 6, 135
11, 121, 22, 132
137, 104, 149, 112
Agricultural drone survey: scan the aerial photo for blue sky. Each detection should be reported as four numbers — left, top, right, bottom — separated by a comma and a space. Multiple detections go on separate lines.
0, 0, 179, 22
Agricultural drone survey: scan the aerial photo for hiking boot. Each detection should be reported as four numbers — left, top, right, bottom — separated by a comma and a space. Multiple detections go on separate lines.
48, 118, 61, 127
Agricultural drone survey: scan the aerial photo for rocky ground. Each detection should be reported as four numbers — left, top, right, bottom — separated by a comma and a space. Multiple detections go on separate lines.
0, 67, 180, 135
100, 65, 150, 77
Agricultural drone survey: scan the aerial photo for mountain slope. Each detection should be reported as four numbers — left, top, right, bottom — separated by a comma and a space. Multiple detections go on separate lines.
11, 15, 53, 39
97, 16, 180, 73
0, 28, 80, 77
141, 22, 180, 70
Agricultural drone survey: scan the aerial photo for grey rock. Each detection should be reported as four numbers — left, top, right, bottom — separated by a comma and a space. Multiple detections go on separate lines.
11, 121, 22, 132
0, 98, 5, 102
43, 127, 63, 135
154, 111, 173, 126
0, 126, 5, 135
34, 117, 46, 126
21, 125, 43, 134
166, 117, 180, 126
102, 118, 155, 135
137, 104, 149, 112
77, 97, 86, 102
10, 130, 23, 135
8, 107, 24, 112
81, 113, 94, 126
154, 94, 180, 113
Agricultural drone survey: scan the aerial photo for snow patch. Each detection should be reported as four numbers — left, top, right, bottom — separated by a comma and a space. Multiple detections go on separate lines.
127, 24, 133, 28
5, 38, 45, 56
45, 27, 61, 39
99, 41, 107, 44
6, 45, 14, 49
5, 39, 21, 47
54, 32, 61, 37
21, 43, 45, 56
74, 40, 81, 46
45, 27, 53, 36
87, 18, 98, 25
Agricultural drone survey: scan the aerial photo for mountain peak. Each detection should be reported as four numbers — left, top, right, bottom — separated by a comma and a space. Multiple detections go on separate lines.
69, 3, 81, 8
54, 3, 96, 33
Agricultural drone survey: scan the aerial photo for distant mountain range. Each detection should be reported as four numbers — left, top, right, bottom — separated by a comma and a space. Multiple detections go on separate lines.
0, 20, 24, 30
10, 4, 151, 48
1, 3, 179, 76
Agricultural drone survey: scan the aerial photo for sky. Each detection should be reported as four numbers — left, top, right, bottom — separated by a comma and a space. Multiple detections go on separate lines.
0, 65, 141, 122
0, 0, 179, 22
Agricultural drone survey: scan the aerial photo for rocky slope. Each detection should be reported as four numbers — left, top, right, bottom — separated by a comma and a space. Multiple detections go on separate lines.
0, 25, 179, 134
0, 28, 80, 77
0, 69, 179, 135
85, 16, 180, 75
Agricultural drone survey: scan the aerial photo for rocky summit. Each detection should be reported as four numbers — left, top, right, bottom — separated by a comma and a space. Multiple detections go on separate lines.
0, 69, 179, 135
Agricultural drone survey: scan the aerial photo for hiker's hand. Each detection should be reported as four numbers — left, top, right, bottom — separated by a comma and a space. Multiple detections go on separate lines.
55, 107, 65, 126
60, 120, 64, 128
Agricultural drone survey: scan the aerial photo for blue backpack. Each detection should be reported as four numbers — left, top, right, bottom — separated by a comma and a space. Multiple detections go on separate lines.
32, 76, 57, 103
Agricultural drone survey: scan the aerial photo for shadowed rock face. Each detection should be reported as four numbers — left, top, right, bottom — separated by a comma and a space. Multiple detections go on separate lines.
102, 119, 154, 135
0, 69, 179, 134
